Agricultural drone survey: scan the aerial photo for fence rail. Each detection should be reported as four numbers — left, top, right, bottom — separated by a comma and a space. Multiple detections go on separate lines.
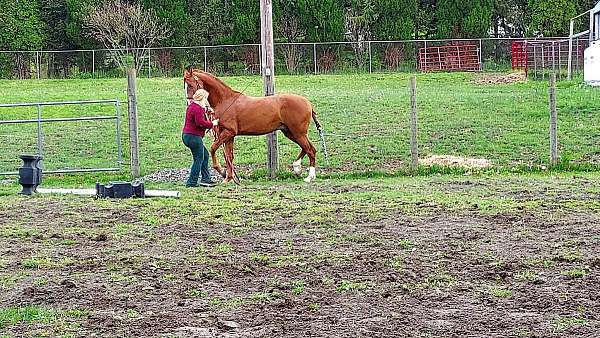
0, 37, 590, 80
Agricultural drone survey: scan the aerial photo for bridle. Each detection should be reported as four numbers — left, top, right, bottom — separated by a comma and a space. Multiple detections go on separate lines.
185, 75, 204, 101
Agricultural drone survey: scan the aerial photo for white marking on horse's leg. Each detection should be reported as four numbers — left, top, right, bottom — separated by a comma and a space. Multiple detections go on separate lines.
293, 160, 302, 175
304, 167, 316, 183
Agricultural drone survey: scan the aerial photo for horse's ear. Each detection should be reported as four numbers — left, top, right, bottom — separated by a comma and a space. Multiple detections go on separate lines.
184, 69, 191, 78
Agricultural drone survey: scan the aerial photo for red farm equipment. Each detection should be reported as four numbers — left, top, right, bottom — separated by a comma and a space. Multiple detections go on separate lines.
512, 41, 528, 75
418, 44, 481, 72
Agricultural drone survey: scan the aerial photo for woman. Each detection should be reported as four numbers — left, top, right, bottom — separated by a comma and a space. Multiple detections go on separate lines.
182, 89, 219, 187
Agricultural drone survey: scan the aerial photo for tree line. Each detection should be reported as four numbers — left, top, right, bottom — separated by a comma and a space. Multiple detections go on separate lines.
0, 0, 597, 52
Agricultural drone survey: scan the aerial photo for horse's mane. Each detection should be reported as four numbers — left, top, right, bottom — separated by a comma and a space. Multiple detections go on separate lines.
192, 69, 241, 95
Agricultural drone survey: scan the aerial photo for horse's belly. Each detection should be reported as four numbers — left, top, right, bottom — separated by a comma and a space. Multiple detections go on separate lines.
237, 121, 283, 136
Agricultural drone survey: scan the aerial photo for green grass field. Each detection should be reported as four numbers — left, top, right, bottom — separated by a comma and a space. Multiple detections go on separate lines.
0, 72, 598, 183
1, 72, 599, 336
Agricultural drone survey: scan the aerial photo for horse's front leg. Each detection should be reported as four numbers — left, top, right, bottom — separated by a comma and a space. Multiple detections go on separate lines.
209, 142, 225, 177
210, 131, 232, 177
222, 139, 239, 185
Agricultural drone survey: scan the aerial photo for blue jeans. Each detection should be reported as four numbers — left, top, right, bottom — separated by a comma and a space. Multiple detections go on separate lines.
182, 133, 211, 186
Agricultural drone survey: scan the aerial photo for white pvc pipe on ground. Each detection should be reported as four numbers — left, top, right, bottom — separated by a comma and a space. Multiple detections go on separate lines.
36, 188, 181, 198
37, 188, 96, 195
145, 190, 181, 198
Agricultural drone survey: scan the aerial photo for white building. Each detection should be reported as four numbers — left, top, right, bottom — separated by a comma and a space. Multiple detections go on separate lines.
584, 1, 600, 85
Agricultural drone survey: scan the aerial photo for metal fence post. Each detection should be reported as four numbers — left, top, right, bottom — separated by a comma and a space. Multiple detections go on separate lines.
92, 50, 96, 77
115, 100, 123, 165
541, 46, 545, 79
409, 76, 419, 172
36, 104, 43, 157
575, 38, 580, 73
258, 44, 262, 75
368, 41, 372, 73
557, 42, 561, 79
313, 43, 317, 74
204, 46, 207, 71
551, 42, 556, 77
423, 40, 427, 72
479, 39, 483, 71
147, 49, 151, 78
36, 52, 40, 80
549, 73, 558, 166
568, 20, 574, 80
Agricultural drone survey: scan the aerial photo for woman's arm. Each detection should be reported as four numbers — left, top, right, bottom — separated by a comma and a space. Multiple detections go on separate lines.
192, 104, 214, 130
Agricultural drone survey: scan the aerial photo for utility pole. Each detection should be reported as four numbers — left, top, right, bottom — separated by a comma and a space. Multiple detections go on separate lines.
260, 0, 278, 178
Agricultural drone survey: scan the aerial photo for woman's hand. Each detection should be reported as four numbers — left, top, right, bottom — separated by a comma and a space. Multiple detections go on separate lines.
212, 119, 219, 126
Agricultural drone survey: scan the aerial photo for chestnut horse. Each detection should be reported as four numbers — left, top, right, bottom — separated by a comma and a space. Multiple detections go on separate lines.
183, 68, 325, 183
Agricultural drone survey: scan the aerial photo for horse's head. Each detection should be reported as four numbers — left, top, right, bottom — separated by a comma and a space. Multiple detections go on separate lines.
183, 68, 206, 100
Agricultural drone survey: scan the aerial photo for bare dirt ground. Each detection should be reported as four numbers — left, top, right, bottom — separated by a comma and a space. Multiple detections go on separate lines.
473, 72, 527, 85
1, 174, 599, 337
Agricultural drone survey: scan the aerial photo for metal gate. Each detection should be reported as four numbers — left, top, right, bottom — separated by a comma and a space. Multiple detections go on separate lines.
419, 44, 481, 72
0, 99, 123, 175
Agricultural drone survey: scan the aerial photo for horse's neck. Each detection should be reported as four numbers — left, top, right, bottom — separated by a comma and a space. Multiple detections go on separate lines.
202, 75, 240, 108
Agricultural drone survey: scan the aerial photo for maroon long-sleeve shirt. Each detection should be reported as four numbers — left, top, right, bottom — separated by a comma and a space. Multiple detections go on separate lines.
182, 102, 213, 137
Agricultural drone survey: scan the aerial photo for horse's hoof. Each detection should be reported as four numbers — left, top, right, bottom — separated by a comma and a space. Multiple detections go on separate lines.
220, 169, 227, 178
292, 160, 302, 176
304, 167, 316, 183
233, 175, 241, 185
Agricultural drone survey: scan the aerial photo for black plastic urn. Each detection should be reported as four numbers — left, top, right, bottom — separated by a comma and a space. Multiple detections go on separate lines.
18, 155, 43, 195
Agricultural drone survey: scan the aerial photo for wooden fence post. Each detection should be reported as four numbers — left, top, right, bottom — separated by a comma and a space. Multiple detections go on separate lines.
260, 0, 278, 178
127, 68, 141, 177
549, 72, 558, 167
409, 76, 419, 172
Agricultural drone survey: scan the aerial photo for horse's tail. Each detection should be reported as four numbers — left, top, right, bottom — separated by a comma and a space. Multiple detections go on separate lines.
312, 109, 329, 165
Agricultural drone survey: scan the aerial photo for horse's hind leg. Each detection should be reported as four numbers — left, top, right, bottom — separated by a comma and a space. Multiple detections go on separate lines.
282, 129, 306, 176
293, 150, 306, 176
293, 133, 318, 183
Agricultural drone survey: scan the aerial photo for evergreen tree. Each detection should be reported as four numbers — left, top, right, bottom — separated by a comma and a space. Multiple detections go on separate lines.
0, 0, 46, 50
186, 0, 232, 45
492, 0, 528, 38
274, 0, 305, 42
65, 0, 101, 49
40, 0, 71, 50
373, 0, 417, 40
229, 0, 260, 44
142, 0, 188, 46
274, 0, 307, 72
297, 0, 345, 42
416, 0, 437, 38
436, 0, 494, 38
0, 0, 46, 77
528, 0, 576, 36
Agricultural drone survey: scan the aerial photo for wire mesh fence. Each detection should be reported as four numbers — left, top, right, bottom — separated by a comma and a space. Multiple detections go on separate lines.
1, 38, 592, 80
0, 71, 598, 178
